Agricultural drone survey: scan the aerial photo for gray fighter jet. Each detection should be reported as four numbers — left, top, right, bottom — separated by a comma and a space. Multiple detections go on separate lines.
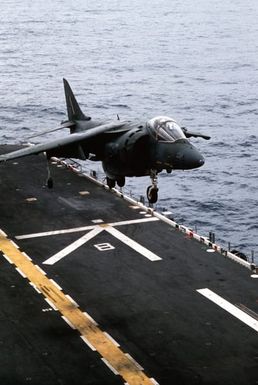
0, 79, 210, 203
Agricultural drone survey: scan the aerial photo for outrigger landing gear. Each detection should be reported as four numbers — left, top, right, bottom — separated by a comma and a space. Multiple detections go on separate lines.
46, 157, 53, 189
147, 169, 159, 204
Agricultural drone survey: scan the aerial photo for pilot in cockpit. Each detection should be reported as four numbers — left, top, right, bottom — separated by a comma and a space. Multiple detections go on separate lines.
146, 116, 186, 142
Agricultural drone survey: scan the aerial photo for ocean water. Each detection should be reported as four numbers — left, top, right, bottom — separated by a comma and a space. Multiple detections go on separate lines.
0, 0, 258, 261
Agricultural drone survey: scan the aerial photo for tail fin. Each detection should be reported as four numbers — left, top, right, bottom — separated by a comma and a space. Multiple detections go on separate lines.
63, 78, 91, 121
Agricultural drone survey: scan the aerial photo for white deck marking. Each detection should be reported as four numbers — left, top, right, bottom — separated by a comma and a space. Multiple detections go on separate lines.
83, 311, 98, 326
105, 226, 161, 262
44, 298, 58, 311
29, 282, 41, 293
125, 353, 144, 371
65, 294, 79, 307
91, 219, 104, 224
43, 227, 103, 265
16, 267, 26, 278
0, 229, 7, 237
150, 378, 160, 385
110, 217, 159, 227
18, 217, 161, 265
197, 288, 258, 333
22, 252, 32, 261
61, 315, 76, 329
79, 191, 90, 196
94, 243, 115, 251
49, 278, 63, 290
103, 332, 120, 347
10, 240, 19, 248
80, 335, 96, 351
15, 217, 159, 239
2, 254, 13, 264
35, 265, 46, 275
26, 197, 37, 202
101, 358, 119, 375
16, 225, 95, 239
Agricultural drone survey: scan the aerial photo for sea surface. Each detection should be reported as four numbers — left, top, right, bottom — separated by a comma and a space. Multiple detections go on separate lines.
0, 0, 258, 262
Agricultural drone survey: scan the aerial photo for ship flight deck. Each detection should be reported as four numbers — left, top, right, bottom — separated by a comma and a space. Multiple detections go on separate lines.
0, 145, 257, 385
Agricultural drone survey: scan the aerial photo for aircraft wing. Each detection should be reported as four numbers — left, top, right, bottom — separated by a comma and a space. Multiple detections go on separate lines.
182, 127, 211, 140
26, 120, 75, 139
0, 121, 127, 162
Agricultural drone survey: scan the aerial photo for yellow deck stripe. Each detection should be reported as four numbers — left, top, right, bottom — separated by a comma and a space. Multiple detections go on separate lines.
0, 231, 154, 385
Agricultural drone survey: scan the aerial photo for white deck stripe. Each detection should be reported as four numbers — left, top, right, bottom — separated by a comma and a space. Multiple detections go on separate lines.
80, 335, 96, 351
150, 378, 160, 385
83, 311, 98, 326
2, 254, 13, 264
44, 298, 58, 311
103, 332, 120, 347
101, 358, 119, 375
15, 225, 95, 239
105, 226, 162, 262
35, 265, 46, 275
16, 267, 26, 278
22, 252, 32, 261
65, 294, 79, 307
43, 227, 103, 265
61, 315, 76, 329
49, 279, 63, 290
125, 353, 144, 370
110, 217, 159, 227
197, 288, 258, 333
29, 282, 41, 293
15, 217, 159, 240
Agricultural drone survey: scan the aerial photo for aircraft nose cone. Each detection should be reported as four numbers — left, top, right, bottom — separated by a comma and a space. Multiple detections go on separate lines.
182, 146, 205, 169
197, 155, 205, 167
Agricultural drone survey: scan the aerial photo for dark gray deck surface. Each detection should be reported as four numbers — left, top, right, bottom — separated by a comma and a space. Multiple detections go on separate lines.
0, 145, 257, 385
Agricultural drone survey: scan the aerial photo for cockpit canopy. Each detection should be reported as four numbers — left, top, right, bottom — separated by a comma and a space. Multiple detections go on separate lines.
146, 116, 186, 142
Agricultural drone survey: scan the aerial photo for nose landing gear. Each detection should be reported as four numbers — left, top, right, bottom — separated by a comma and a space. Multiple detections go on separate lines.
147, 170, 159, 204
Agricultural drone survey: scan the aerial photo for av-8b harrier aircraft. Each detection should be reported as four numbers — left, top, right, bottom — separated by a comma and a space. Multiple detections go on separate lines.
0, 79, 210, 203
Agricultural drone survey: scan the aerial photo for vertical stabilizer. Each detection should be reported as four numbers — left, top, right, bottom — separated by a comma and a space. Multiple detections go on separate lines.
63, 78, 91, 121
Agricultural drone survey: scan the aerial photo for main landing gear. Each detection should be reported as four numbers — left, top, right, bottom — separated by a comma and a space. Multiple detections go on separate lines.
106, 176, 125, 189
106, 172, 159, 204
147, 169, 159, 204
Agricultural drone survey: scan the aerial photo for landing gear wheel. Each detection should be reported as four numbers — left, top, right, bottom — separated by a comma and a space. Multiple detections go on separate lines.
147, 185, 159, 204
47, 177, 53, 189
106, 177, 116, 189
147, 169, 159, 204
117, 177, 125, 188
